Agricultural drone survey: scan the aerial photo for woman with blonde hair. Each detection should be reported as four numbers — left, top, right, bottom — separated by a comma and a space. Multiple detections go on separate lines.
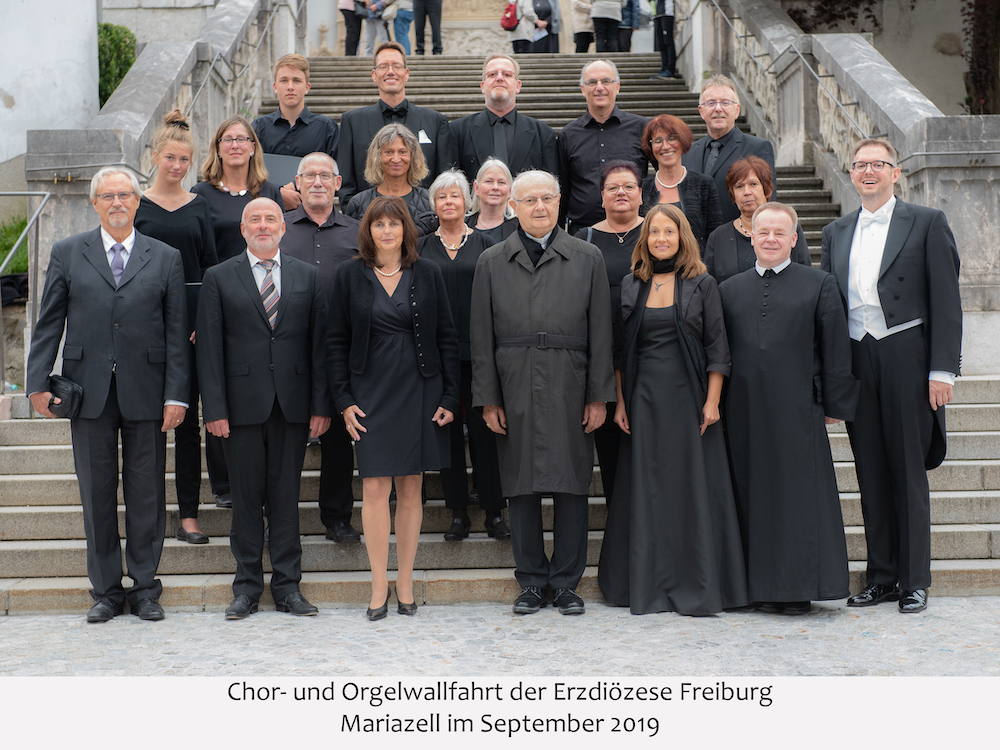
598, 204, 748, 615
134, 110, 219, 543
465, 158, 518, 245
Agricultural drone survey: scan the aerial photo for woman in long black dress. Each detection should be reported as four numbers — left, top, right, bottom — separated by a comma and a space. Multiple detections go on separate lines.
134, 110, 218, 544
598, 204, 748, 615
328, 196, 460, 620
419, 169, 507, 542
573, 160, 644, 507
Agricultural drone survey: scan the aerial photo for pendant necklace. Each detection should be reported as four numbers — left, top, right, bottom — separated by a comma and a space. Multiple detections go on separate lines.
436, 225, 471, 251
655, 166, 687, 190
374, 264, 402, 277
653, 277, 668, 292
219, 183, 248, 197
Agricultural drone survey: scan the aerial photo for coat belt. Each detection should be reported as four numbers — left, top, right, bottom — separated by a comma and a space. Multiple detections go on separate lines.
496, 333, 589, 351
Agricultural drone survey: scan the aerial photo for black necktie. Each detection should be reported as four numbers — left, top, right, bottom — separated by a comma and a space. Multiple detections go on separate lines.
705, 140, 723, 173
493, 117, 509, 164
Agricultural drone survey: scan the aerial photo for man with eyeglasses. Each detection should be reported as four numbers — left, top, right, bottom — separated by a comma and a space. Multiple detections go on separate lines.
451, 55, 559, 190
683, 74, 775, 223
557, 59, 647, 235
338, 42, 454, 206
470, 170, 615, 617
821, 138, 962, 614
27, 167, 189, 623
280, 153, 362, 545
252, 54, 340, 212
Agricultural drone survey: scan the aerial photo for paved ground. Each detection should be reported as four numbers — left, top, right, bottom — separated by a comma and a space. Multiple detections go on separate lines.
2, 596, 999, 677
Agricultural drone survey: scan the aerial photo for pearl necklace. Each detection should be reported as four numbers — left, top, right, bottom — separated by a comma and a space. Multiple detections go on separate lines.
737, 216, 751, 236
374, 264, 402, 277
436, 225, 472, 251
655, 166, 687, 190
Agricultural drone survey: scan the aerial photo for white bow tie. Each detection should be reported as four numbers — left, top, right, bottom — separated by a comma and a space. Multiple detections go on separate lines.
859, 211, 890, 228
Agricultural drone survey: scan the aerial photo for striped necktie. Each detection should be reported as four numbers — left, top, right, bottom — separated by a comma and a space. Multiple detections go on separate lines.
258, 258, 279, 329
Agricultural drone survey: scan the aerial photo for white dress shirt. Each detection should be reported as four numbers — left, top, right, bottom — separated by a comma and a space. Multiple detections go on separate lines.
247, 249, 282, 295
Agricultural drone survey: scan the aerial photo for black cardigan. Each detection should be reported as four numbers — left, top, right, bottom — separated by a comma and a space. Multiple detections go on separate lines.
327, 256, 460, 415
640, 170, 723, 254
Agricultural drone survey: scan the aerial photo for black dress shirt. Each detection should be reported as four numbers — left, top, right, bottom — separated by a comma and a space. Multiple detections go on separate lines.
485, 108, 517, 162
700, 127, 735, 173
280, 205, 360, 303
252, 105, 340, 160
557, 106, 648, 227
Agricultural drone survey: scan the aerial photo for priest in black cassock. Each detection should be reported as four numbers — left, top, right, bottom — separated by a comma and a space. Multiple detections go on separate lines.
719, 202, 859, 615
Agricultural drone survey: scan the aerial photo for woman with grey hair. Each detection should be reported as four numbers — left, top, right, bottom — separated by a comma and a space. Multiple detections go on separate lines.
465, 158, 519, 246
345, 123, 437, 234
419, 169, 509, 541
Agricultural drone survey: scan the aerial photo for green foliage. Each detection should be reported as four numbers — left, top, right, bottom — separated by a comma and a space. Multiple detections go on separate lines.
97, 23, 137, 106
0, 216, 29, 275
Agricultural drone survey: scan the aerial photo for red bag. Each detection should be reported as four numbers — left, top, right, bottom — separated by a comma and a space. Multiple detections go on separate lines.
501, 2, 519, 31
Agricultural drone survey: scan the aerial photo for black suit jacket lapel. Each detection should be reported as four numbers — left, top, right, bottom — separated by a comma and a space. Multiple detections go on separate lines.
272, 257, 296, 330
880, 199, 914, 278
236, 255, 272, 328
833, 211, 858, 297
509, 115, 538, 174
117, 232, 150, 288
712, 127, 742, 178
471, 112, 493, 169
82, 230, 118, 290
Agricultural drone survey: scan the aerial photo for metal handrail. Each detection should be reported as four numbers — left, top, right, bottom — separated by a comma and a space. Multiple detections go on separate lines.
0, 191, 51, 394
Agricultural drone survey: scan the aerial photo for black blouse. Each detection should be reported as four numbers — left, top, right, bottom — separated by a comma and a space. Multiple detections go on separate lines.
573, 224, 641, 317
190, 180, 283, 262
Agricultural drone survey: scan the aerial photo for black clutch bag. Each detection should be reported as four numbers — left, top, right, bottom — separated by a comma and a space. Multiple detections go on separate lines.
48, 374, 83, 419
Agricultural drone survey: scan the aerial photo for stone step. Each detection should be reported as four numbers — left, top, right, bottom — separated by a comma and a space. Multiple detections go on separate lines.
2, 522, 999, 580
7, 490, 1000, 542
830, 432, 1000, 461
835, 459, 1000, 492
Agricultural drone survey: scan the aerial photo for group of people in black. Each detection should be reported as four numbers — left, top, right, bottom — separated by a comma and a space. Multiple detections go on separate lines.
27, 49, 961, 625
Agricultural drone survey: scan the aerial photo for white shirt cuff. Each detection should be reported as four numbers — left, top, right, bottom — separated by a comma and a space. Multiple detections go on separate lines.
928, 371, 955, 386
164, 400, 189, 408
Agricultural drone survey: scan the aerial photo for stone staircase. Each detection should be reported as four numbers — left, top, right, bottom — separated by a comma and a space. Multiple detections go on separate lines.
2, 53, 996, 614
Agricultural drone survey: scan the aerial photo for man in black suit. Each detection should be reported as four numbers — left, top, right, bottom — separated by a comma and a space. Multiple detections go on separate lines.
282, 153, 361, 544
338, 41, 454, 205
197, 197, 332, 619
682, 74, 775, 223
450, 55, 559, 185
821, 138, 963, 614
27, 166, 189, 623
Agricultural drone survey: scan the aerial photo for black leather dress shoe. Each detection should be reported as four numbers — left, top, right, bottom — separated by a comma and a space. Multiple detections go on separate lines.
133, 598, 165, 621
225, 594, 259, 620
444, 517, 471, 541
782, 601, 811, 616
367, 592, 390, 621
176, 527, 209, 544
86, 598, 123, 623
485, 515, 511, 540
214, 493, 233, 509
513, 586, 547, 615
325, 521, 361, 543
276, 591, 319, 616
898, 589, 928, 613
553, 588, 585, 615
847, 582, 901, 607
756, 602, 784, 614
396, 588, 417, 616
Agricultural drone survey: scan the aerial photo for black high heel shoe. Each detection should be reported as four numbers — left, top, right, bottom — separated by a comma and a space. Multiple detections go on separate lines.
366, 591, 390, 621
396, 587, 417, 616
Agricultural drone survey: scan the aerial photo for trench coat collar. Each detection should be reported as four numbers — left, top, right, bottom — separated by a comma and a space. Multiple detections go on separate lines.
505, 225, 571, 272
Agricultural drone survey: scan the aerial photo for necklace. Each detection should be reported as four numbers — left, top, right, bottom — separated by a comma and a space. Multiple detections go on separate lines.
374, 264, 402, 277
219, 182, 248, 197
655, 166, 687, 190
608, 221, 641, 244
737, 216, 751, 236
436, 225, 471, 251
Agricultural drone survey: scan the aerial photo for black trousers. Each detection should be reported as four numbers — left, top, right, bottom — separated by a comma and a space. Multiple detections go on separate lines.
617, 27, 633, 52
174, 342, 202, 519
593, 18, 619, 52
847, 329, 934, 591
441, 360, 504, 515
341, 8, 362, 56
512, 39, 531, 55
318, 419, 356, 529
654, 15, 676, 74
509, 493, 589, 590
71, 376, 166, 607
574, 31, 593, 53
225, 399, 309, 602
413, 0, 442, 54
593, 412, 620, 505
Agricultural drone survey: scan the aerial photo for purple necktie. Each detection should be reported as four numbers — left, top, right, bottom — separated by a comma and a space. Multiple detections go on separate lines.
110, 243, 125, 287
259, 259, 279, 329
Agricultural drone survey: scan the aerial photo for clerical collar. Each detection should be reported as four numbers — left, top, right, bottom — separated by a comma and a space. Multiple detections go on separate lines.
859, 194, 896, 222
522, 227, 554, 248
755, 257, 792, 276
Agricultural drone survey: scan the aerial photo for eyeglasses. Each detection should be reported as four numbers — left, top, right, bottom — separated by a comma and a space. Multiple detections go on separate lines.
604, 183, 638, 194
698, 100, 738, 110
374, 62, 406, 73
583, 78, 618, 88
514, 195, 557, 207
95, 191, 135, 204
219, 136, 252, 146
851, 160, 895, 173
650, 136, 680, 147
298, 172, 337, 183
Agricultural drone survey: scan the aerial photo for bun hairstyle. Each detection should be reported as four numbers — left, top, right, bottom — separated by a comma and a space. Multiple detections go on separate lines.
152, 109, 195, 156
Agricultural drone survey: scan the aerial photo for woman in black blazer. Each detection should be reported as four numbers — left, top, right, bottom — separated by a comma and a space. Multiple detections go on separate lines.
640, 114, 723, 253
704, 156, 811, 284
328, 196, 460, 621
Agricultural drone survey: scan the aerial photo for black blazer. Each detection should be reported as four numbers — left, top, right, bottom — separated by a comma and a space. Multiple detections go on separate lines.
450, 109, 559, 183
327, 257, 460, 415
196, 252, 331, 426
705, 221, 811, 284
640, 170, 723, 253
682, 126, 776, 223
338, 100, 456, 205
26, 228, 189, 421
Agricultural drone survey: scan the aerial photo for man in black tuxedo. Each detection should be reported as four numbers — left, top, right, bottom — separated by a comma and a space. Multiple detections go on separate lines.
197, 197, 332, 619
821, 138, 962, 614
27, 166, 189, 623
682, 74, 775, 223
282, 153, 361, 544
450, 55, 559, 186
338, 41, 454, 205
